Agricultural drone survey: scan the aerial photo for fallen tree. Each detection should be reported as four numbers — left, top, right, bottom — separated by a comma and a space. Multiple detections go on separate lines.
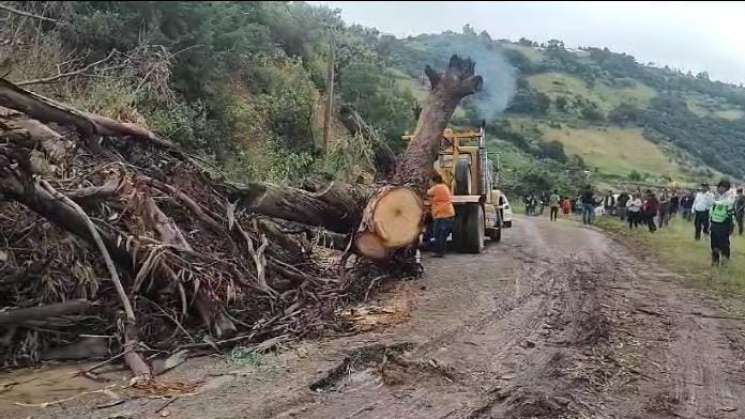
232, 55, 483, 259
0, 54, 483, 380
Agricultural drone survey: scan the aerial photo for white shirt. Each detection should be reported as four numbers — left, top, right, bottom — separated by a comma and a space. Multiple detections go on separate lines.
626, 198, 642, 212
692, 191, 714, 212
712, 190, 735, 208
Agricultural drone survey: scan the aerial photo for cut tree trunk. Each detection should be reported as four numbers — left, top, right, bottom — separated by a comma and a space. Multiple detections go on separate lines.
355, 186, 424, 259
393, 55, 483, 191
228, 181, 370, 234
354, 55, 483, 258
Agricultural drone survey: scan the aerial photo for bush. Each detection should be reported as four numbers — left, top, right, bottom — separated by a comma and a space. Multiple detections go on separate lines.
322, 133, 376, 183
506, 89, 550, 115
539, 140, 568, 162
580, 104, 605, 122
608, 103, 641, 125
555, 96, 568, 112
339, 64, 416, 149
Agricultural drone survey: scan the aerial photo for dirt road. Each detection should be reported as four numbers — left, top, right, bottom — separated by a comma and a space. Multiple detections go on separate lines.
6, 215, 745, 418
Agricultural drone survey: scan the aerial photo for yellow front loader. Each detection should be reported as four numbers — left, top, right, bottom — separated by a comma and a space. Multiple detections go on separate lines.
404, 124, 506, 253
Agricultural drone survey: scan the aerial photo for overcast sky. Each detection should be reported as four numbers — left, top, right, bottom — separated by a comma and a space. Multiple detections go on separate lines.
310, 1, 745, 85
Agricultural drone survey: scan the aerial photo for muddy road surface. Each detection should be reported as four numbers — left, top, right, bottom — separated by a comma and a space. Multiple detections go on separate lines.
5, 215, 745, 419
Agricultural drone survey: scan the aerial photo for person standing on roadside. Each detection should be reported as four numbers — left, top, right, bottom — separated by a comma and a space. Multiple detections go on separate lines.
626, 193, 642, 229
427, 173, 455, 258
693, 183, 714, 241
680, 190, 695, 222
603, 190, 615, 216
617, 190, 630, 221
539, 191, 549, 216
658, 188, 671, 228
562, 195, 572, 217
669, 190, 680, 219
529, 193, 538, 216
581, 185, 596, 225
549, 189, 560, 221
643, 189, 659, 233
709, 179, 735, 266
735, 188, 745, 236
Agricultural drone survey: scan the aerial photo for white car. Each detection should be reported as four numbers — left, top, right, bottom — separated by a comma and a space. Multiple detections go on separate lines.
501, 195, 513, 228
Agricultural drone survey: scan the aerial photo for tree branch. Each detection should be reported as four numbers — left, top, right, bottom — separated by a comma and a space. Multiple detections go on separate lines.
0, 77, 175, 149
39, 179, 152, 383
424, 65, 441, 90
0, 300, 93, 325
16, 49, 118, 87
0, 3, 61, 24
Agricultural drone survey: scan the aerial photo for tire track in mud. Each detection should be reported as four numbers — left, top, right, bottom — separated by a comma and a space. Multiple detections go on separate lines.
458, 257, 615, 419
299, 218, 745, 419
299, 252, 618, 419
599, 251, 745, 419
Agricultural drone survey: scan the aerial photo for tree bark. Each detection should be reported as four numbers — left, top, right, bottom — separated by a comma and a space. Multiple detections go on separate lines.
229, 181, 370, 234
0, 300, 93, 325
0, 78, 174, 148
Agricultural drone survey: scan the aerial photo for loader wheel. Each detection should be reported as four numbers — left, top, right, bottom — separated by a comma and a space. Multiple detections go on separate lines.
454, 158, 472, 195
454, 204, 484, 253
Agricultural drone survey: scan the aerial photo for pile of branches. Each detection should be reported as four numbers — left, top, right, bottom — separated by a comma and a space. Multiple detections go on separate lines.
0, 79, 397, 382
0, 53, 483, 383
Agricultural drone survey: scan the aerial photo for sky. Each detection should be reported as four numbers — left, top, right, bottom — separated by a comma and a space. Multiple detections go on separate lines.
310, 1, 745, 85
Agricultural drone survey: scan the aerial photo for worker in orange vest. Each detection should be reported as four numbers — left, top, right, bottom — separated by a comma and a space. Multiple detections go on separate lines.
427, 172, 455, 257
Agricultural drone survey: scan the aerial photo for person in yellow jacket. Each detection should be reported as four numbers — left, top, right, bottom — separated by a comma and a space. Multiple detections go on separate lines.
427, 173, 455, 257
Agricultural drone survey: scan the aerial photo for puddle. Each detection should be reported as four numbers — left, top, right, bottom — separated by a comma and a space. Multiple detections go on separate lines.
0, 362, 130, 416
309, 342, 414, 393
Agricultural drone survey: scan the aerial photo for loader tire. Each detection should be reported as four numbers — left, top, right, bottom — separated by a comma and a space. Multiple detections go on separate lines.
454, 204, 484, 253
454, 158, 472, 195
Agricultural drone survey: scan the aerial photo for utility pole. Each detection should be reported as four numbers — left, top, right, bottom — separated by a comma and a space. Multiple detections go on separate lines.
322, 34, 335, 152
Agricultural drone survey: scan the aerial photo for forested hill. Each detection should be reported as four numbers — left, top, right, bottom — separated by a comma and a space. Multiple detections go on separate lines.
387, 30, 745, 192
2, 2, 744, 195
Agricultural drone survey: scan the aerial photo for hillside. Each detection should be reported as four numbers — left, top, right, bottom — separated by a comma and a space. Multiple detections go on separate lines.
386, 31, 745, 194
3, 2, 745, 198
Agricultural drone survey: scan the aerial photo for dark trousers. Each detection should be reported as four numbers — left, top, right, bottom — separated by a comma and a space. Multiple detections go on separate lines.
682, 208, 692, 221
628, 211, 640, 229
646, 213, 657, 232
550, 206, 559, 221
617, 207, 627, 221
433, 217, 454, 256
658, 204, 671, 228
710, 221, 732, 264
582, 204, 594, 225
694, 210, 710, 240
736, 212, 744, 235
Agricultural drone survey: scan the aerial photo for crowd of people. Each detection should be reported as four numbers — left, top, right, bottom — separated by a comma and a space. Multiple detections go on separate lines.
526, 179, 745, 266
